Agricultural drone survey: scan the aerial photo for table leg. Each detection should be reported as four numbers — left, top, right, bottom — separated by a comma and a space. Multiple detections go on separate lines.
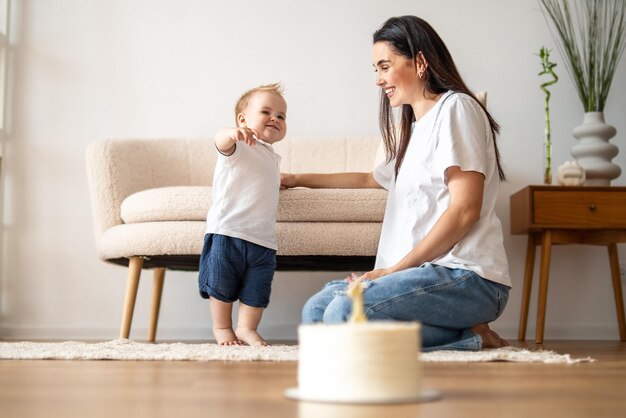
536, 230, 553, 344
607, 244, 626, 341
518, 234, 537, 341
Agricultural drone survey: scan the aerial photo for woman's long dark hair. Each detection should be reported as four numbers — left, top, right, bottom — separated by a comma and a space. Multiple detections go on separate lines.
373, 16, 505, 180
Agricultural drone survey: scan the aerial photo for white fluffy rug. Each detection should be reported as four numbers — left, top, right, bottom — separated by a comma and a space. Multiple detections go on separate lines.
0, 339, 593, 364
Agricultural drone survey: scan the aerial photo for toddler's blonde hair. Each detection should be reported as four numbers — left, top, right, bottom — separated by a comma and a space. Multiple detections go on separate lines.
235, 82, 285, 123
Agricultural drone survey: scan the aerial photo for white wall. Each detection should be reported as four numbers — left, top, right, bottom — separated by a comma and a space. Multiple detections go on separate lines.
1, 0, 625, 341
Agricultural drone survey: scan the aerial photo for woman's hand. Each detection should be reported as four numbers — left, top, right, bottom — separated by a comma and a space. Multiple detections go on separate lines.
358, 268, 392, 281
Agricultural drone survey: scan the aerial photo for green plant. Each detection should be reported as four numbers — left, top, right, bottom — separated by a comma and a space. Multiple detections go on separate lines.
539, 0, 626, 112
539, 47, 559, 184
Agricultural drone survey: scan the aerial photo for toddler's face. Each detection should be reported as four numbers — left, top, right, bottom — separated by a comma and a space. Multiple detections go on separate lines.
238, 91, 287, 144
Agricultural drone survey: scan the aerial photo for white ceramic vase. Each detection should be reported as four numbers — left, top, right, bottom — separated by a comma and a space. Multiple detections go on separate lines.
570, 112, 621, 186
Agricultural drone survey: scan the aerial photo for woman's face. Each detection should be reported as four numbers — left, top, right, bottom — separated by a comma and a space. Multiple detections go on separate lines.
372, 41, 422, 108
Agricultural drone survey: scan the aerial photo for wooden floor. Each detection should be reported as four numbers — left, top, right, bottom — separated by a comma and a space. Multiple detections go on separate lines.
0, 340, 625, 418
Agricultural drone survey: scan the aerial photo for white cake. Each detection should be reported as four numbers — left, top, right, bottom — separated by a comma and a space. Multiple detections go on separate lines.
295, 321, 422, 403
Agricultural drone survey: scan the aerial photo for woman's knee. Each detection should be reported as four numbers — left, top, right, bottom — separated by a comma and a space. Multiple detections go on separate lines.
302, 296, 325, 323
322, 296, 352, 324
301, 280, 348, 324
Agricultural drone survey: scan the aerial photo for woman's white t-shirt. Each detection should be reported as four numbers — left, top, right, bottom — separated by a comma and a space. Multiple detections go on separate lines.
373, 91, 511, 287
205, 140, 281, 250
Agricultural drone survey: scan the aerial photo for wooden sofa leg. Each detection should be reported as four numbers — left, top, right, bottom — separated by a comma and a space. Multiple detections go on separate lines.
120, 257, 144, 339
148, 268, 166, 343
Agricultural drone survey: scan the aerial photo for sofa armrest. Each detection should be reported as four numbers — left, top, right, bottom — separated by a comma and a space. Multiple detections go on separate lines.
86, 138, 214, 237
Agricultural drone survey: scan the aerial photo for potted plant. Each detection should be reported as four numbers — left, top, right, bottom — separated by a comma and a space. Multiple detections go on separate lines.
539, 0, 626, 185
538, 47, 559, 184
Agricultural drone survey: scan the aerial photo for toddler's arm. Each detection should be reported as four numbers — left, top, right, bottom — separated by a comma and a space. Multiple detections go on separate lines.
215, 127, 260, 155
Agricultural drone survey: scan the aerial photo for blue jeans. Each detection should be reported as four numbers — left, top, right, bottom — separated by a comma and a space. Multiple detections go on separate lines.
302, 263, 509, 351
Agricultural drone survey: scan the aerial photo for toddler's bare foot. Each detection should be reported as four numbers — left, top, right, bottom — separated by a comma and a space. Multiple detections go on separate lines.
235, 327, 269, 347
213, 327, 243, 346
471, 323, 509, 349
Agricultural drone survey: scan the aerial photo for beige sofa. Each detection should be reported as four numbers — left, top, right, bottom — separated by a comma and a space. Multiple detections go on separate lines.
86, 136, 387, 340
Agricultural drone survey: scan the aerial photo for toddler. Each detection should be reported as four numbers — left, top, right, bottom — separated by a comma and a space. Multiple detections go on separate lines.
199, 83, 287, 346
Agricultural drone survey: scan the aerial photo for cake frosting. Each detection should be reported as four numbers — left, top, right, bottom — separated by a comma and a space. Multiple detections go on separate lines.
297, 321, 422, 403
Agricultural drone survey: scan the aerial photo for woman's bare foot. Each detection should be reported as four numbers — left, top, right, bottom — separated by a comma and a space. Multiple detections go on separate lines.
471, 323, 509, 349
235, 327, 269, 346
213, 327, 244, 346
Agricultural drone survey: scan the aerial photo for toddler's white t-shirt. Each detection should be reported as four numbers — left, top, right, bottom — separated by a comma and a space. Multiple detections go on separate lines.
205, 140, 281, 250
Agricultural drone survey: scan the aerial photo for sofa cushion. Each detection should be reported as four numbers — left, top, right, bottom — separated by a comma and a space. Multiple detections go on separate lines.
278, 188, 387, 222
120, 186, 387, 224
120, 186, 211, 223
97, 221, 381, 259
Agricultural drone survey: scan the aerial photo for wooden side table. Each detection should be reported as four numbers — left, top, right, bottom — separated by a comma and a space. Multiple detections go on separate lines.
510, 185, 626, 343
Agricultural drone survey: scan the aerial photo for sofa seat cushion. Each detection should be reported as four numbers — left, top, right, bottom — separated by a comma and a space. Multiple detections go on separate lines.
97, 221, 381, 259
120, 186, 387, 224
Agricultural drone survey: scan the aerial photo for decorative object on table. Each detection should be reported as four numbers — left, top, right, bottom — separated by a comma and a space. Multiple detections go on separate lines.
538, 47, 559, 184
572, 112, 620, 185
539, 0, 626, 185
557, 160, 586, 185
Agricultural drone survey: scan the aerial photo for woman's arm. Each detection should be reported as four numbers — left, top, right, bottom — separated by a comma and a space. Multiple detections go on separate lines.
281, 172, 382, 189
361, 167, 484, 279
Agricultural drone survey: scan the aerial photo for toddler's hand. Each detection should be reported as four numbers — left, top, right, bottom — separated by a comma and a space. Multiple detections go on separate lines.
215, 127, 261, 154
280, 173, 296, 189
227, 127, 260, 147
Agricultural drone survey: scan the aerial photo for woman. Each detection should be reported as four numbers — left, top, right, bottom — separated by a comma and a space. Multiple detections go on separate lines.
281, 16, 510, 351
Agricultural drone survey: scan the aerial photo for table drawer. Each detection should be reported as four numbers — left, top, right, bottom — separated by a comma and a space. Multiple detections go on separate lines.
534, 190, 626, 228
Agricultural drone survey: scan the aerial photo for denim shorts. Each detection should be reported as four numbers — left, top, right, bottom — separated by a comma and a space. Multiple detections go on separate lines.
198, 234, 276, 308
